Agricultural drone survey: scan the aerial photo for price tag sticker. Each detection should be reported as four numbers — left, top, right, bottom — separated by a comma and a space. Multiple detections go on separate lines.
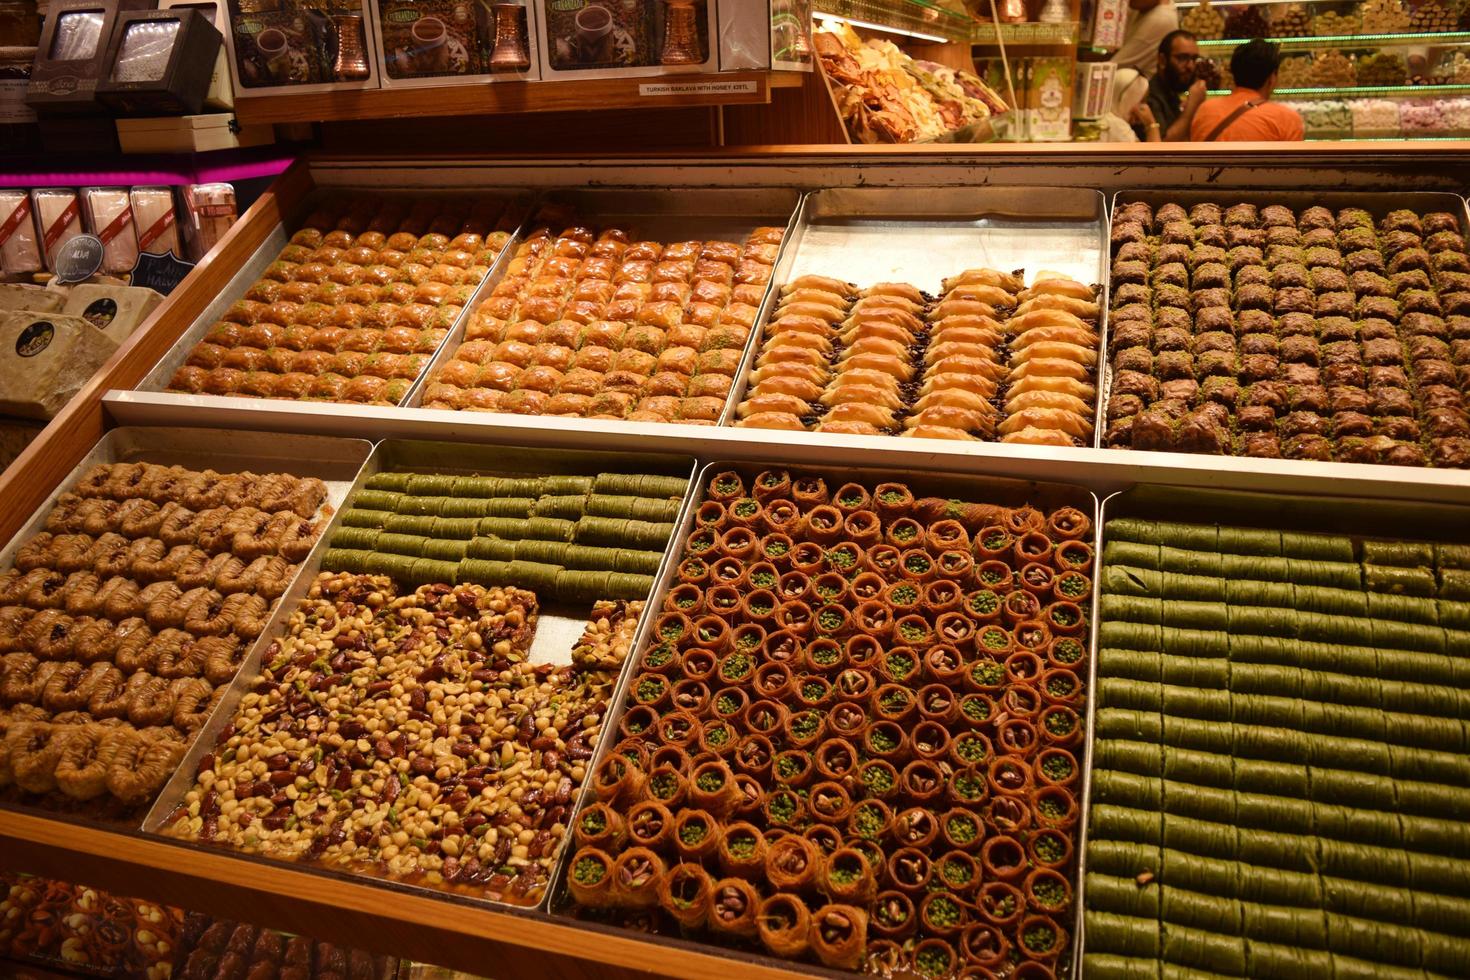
129, 250, 196, 295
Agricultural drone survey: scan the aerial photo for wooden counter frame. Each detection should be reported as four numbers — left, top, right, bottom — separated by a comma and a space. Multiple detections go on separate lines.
3, 146, 1470, 978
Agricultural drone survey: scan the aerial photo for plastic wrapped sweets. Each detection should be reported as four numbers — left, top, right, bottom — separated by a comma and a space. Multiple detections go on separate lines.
130, 185, 181, 256
0, 189, 43, 275
182, 181, 236, 260
81, 186, 140, 274
31, 188, 81, 271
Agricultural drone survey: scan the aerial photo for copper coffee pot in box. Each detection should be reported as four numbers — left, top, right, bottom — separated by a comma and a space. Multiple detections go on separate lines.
490, 2, 530, 71
332, 13, 371, 79
659, 0, 701, 66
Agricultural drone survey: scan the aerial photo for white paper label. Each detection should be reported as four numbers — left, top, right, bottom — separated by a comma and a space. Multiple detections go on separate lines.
638, 79, 757, 97
0, 79, 37, 125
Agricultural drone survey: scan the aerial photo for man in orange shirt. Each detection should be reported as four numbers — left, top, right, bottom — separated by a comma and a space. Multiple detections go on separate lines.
1189, 38, 1304, 142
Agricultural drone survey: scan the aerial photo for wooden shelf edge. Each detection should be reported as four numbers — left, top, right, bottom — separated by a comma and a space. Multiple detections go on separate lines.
0, 810, 815, 980
235, 71, 801, 125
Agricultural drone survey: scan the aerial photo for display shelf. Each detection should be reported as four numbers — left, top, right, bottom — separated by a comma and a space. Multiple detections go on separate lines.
1198, 29, 1470, 50
5, 147, 1470, 980
971, 20, 1080, 45
231, 71, 804, 126
813, 0, 977, 42
1207, 82, 1470, 96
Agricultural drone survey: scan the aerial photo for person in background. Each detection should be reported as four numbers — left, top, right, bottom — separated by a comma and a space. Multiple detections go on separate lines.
1110, 0, 1179, 78
1190, 38, 1304, 141
1132, 29, 1206, 141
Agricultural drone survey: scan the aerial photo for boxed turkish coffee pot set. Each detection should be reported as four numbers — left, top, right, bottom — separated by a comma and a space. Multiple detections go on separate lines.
537, 0, 717, 79
222, 0, 380, 95
369, 0, 540, 87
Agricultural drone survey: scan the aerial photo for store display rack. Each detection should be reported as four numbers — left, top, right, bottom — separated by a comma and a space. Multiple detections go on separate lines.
3, 149, 1470, 980
1197, 29, 1470, 50
1207, 83, 1470, 97
814, 0, 979, 43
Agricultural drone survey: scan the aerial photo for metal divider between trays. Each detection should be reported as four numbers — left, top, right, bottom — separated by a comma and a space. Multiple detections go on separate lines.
403, 185, 807, 428
134, 189, 538, 408
718, 185, 1111, 448
1070, 482, 1470, 975
1097, 188, 1470, 457
145, 437, 701, 918
549, 458, 1103, 979
0, 427, 375, 826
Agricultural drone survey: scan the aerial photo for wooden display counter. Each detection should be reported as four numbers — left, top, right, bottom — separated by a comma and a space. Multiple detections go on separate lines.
2, 146, 1469, 979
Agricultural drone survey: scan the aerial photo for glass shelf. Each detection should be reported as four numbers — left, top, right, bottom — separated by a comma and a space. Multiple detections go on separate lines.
1206, 82, 1470, 96
813, 0, 977, 42
1198, 30, 1470, 50
971, 21, 1080, 45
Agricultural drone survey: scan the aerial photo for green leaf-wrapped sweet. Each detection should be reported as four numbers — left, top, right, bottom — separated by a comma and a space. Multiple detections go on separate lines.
592, 472, 687, 498
1160, 683, 1230, 721
330, 527, 380, 551
1285, 558, 1362, 589
1101, 620, 1165, 652
1161, 846, 1241, 894
1164, 600, 1229, 631
1368, 591, 1440, 626
351, 489, 401, 511
1101, 648, 1165, 682
364, 472, 411, 491
1293, 611, 1370, 645
430, 517, 480, 539
1310, 798, 1401, 847
1093, 769, 1165, 809
1231, 693, 1306, 733
1100, 678, 1164, 711
1163, 747, 1232, 787
1085, 911, 1164, 957
1365, 563, 1437, 597
1235, 827, 1319, 874
1385, 742, 1470, 785
1438, 596, 1470, 629
1368, 618, 1446, 654
423, 539, 467, 562
320, 548, 372, 573
1224, 579, 1294, 608
1396, 778, 1470, 822
1087, 873, 1163, 919
1105, 594, 1164, 625
1161, 885, 1241, 935
1235, 790, 1313, 836
575, 516, 674, 550
1082, 953, 1164, 980
541, 474, 595, 496
1094, 740, 1164, 777
404, 558, 459, 586
1213, 655, 1307, 696
1226, 604, 1299, 637
534, 495, 588, 520
1405, 850, 1470, 898
1155, 545, 1223, 577
1412, 891, 1470, 936
1217, 527, 1282, 557
404, 474, 456, 496
1363, 539, 1435, 567
1420, 930, 1470, 979
458, 559, 513, 585
1326, 952, 1431, 980
1436, 544, 1470, 569
506, 560, 560, 592
1289, 584, 1368, 617
1234, 862, 1322, 908
1321, 875, 1411, 926
1161, 923, 1246, 974
1233, 758, 1309, 798
1298, 701, 1389, 744
1399, 812, 1470, 858
1227, 721, 1309, 766
1240, 900, 1326, 948
1317, 838, 1409, 889
514, 538, 571, 565
1104, 540, 1162, 570
1088, 839, 1164, 880
1243, 938, 1331, 978
1092, 804, 1164, 844
523, 517, 577, 542
1325, 914, 1426, 970
466, 538, 516, 562
1161, 780, 1239, 826
1162, 715, 1233, 755
1378, 677, 1470, 719
1158, 655, 1228, 688
1104, 565, 1162, 597
1160, 627, 1230, 658
1096, 708, 1165, 743
1106, 518, 1171, 546
587, 494, 680, 522
1159, 814, 1235, 863
342, 508, 393, 528
1280, 531, 1353, 562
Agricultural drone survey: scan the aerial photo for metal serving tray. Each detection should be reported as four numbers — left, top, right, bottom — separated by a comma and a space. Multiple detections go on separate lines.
134, 189, 532, 408
143, 438, 699, 916
723, 185, 1112, 447
0, 426, 373, 820
1073, 482, 1470, 975
1098, 189, 1470, 462
548, 458, 1103, 979
404, 185, 805, 427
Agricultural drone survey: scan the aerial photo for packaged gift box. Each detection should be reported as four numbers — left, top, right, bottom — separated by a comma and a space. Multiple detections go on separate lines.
97, 8, 224, 115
